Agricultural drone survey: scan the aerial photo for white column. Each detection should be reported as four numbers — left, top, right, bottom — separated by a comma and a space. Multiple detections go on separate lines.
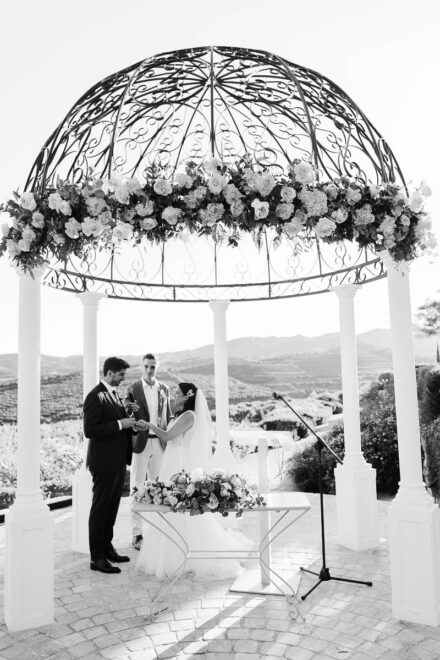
383, 252, 440, 626
71, 292, 105, 554
4, 266, 54, 632
209, 300, 236, 472
331, 284, 379, 551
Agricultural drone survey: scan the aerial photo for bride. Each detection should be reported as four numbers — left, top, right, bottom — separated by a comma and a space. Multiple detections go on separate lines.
135, 382, 253, 579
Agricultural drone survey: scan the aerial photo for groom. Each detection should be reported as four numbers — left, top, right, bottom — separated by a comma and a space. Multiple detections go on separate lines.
130, 352, 171, 549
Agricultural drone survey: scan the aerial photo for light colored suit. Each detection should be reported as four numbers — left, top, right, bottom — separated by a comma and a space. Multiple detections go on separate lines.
129, 379, 171, 536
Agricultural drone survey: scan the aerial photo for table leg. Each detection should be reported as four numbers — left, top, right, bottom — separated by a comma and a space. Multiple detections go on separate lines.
135, 512, 190, 621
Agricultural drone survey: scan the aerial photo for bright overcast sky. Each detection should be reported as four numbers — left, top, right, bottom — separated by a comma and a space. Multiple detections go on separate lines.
0, 0, 439, 356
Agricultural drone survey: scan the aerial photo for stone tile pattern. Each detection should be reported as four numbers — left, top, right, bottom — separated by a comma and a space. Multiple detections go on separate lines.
1, 494, 440, 659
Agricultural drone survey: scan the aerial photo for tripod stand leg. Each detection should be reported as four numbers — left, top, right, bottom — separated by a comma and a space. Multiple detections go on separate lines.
330, 576, 373, 587
300, 580, 323, 601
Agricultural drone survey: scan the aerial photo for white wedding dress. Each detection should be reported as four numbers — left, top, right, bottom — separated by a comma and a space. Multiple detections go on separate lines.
136, 393, 253, 580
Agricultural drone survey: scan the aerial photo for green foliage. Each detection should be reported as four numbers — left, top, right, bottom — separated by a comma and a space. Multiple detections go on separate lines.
420, 418, 440, 500
0, 421, 83, 508
418, 366, 440, 425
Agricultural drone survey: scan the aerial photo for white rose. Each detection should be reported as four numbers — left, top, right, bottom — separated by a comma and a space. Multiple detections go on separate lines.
48, 192, 64, 211
256, 173, 276, 197
345, 187, 362, 205
223, 183, 242, 205
331, 209, 348, 224
59, 200, 72, 216
368, 184, 381, 198
162, 206, 181, 225
283, 218, 304, 237
22, 227, 36, 242
19, 192, 38, 214
65, 218, 82, 239
142, 217, 158, 230
315, 217, 336, 238
212, 468, 226, 478
293, 161, 315, 185
207, 494, 219, 510
135, 200, 154, 217
168, 495, 178, 507
186, 483, 195, 496
86, 196, 108, 216
126, 177, 142, 194
20, 192, 37, 212
53, 233, 66, 245
194, 186, 207, 200
6, 239, 21, 256
174, 172, 193, 189
280, 186, 296, 203
400, 214, 411, 226
208, 174, 228, 195
97, 210, 112, 225
275, 203, 294, 220
325, 183, 339, 200
17, 239, 31, 252
420, 181, 432, 198
112, 221, 133, 242
81, 216, 104, 237
408, 190, 424, 213
230, 199, 244, 218
190, 467, 204, 482
153, 178, 172, 196
31, 212, 45, 228
114, 186, 130, 204
251, 199, 270, 219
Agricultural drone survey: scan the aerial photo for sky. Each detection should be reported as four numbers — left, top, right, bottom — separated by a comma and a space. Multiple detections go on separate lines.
0, 0, 439, 356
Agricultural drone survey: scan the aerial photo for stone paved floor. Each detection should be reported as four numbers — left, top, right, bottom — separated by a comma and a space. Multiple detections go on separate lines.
1, 493, 440, 659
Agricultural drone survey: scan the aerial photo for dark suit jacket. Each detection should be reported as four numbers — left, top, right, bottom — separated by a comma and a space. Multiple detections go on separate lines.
84, 382, 133, 472
131, 379, 171, 454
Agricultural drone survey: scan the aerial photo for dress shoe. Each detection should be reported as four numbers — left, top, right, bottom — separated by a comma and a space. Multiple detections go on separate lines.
90, 558, 121, 574
106, 549, 130, 563
132, 534, 143, 551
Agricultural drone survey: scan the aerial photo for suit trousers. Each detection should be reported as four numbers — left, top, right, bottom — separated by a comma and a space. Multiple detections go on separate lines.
89, 467, 126, 561
130, 437, 164, 536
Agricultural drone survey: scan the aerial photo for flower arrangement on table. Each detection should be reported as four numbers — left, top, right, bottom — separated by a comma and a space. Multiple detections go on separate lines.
0, 154, 434, 272
132, 467, 266, 517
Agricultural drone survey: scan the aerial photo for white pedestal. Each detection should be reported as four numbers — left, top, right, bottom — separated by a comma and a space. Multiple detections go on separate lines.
71, 467, 93, 554
388, 490, 440, 625
335, 463, 379, 551
4, 502, 54, 631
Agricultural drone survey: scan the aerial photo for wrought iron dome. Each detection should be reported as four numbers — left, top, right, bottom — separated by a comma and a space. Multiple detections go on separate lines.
27, 45, 406, 302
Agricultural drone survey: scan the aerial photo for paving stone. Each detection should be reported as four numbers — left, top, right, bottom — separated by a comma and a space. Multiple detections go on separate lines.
234, 639, 259, 653
260, 641, 290, 656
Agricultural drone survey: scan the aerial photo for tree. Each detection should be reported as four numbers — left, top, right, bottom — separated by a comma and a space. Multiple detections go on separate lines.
416, 296, 440, 364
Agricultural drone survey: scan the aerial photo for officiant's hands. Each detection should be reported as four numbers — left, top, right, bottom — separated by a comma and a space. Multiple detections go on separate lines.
124, 401, 140, 415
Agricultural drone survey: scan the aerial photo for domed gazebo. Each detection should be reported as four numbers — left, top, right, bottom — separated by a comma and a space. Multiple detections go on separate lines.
3, 46, 439, 631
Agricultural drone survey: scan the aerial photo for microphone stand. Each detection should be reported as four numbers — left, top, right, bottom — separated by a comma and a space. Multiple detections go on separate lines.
273, 392, 372, 601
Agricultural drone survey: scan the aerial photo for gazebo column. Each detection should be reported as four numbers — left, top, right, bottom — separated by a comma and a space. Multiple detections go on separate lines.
4, 267, 54, 632
209, 300, 236, 471
382, 253, 440, 625
331, 284, 379, 551
71, 292, 105, 554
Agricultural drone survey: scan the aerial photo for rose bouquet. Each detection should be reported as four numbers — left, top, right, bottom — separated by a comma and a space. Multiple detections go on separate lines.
133, 467, 266, 517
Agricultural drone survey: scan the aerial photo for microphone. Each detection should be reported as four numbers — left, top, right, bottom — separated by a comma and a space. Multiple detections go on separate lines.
273, 392, 282, 400
127, 388, 135, 403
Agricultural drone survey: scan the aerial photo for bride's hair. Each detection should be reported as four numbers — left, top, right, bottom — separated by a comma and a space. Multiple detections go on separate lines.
176, 382, 198, 415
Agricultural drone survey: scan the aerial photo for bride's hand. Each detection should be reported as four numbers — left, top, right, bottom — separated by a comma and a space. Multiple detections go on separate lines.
133, 419, 148, 432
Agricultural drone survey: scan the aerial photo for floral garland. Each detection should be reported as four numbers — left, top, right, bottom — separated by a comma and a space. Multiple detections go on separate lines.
0, 155, 434, 272
133, 467, 266, 517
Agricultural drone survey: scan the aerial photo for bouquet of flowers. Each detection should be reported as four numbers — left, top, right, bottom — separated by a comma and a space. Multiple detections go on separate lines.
133, 467, 266, 517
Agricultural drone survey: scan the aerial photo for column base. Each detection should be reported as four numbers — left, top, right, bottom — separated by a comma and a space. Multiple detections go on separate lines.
71, 467, 93, 554
335, 462, 379, 551
4, 499, 54, 631
388, 487, 440, 626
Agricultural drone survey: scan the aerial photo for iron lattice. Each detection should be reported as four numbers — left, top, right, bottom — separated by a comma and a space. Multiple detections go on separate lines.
26, 46, 403, 301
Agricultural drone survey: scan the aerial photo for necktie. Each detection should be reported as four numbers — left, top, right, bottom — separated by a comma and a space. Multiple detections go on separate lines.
112, 389, 122, 406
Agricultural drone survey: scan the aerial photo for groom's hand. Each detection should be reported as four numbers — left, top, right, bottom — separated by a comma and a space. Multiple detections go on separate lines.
120, 417, 138, 430
133, 419, 148, 432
